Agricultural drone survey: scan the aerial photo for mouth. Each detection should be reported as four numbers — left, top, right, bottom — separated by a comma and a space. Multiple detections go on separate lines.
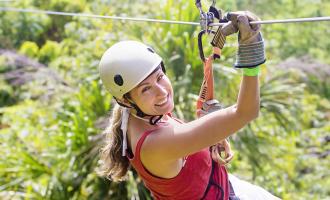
155, 95, 169, 106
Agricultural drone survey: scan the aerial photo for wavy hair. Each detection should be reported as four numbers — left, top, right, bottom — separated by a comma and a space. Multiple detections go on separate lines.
97, 103, 130, 182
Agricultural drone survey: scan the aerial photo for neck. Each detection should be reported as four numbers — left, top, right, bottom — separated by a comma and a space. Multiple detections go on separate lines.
130, 112, 168, 124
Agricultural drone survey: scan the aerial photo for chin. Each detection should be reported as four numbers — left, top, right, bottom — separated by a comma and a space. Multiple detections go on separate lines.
164, 102, 174, 114
156, 103, 174, 115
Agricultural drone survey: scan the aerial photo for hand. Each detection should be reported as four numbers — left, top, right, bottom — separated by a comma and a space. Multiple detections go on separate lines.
211, 21, 238, 51
220, 20, 238, 37
225, 11, 266, 68
211, 139, 234, 165
225, 11, 262, 44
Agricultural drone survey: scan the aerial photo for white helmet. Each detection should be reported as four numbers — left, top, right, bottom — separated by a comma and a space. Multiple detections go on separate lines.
99, 41, 162, 99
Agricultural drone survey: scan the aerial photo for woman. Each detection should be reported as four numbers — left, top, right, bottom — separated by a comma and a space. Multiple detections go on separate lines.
98, 11, 281, 200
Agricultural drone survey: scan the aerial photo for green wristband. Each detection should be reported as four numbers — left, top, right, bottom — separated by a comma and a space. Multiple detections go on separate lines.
243, 66, 260, 76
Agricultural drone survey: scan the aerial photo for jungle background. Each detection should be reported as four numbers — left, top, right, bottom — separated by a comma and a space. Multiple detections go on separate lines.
0, 0, 329, 199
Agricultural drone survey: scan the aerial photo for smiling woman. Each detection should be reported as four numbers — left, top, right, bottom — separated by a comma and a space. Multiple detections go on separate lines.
129, 67, 174, 116
97, 11, 280, 200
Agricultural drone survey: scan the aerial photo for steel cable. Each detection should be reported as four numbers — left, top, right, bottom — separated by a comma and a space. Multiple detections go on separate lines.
1, 7, 330, 26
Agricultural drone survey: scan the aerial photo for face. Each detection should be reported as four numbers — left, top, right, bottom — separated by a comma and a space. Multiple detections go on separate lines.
128, 68, 174, 116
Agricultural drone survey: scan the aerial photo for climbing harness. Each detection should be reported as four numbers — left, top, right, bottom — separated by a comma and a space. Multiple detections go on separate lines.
195, 0, 234, 166
201, 160, 224, 200
195, 2, 237, 199
195, 0, 225, 113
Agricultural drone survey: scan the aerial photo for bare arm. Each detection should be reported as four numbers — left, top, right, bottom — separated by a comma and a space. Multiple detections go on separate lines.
143, 74, 260, 162
236, 75, 260, 117
143, 11, 264, 164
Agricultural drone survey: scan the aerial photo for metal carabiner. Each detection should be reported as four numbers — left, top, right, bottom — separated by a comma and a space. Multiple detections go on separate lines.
195, 0, 216, 31
195, 0, 216, 9
196, 0, 223, 62
195, 0, 203, 14
198, 29, 218, 62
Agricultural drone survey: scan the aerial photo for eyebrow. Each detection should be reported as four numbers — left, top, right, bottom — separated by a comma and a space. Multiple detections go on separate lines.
136, 71, 162, 88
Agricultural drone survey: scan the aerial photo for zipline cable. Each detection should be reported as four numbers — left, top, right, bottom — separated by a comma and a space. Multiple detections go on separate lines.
216, 17, 330, 25
0, 7, 199, 26
1, 7, 330, 26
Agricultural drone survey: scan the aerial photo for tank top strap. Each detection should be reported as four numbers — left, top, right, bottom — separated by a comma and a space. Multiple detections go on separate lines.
134, 129, 158, 159
133, 113, 182, 157
128, 114, 183, 170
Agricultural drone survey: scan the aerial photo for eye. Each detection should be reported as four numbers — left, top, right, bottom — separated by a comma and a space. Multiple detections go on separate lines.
157, 74, 164, 81
142, 86, 151, 93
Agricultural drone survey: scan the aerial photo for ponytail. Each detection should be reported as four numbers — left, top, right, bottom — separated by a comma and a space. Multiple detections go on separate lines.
97, 103, 130, 182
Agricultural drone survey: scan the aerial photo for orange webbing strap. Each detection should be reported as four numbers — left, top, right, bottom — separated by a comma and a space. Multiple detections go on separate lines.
196, 47, 221, 111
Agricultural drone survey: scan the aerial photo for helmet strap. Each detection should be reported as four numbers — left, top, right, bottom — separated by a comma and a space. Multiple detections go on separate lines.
150, 115, 163, 125
115, 96, 164, 125
129, 102, 164, 125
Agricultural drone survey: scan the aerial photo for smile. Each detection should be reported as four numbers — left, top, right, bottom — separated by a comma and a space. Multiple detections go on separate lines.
155, 96, 168, 106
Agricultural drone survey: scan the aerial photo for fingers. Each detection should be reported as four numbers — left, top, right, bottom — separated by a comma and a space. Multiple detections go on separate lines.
226, 11, 260, 22
224, 151, 234, 163
211, 141, 235, 165
225, 11, 261, 32
221, 21, 238, 36
225, 11, 244, 22
237, 15, 252, 33
211, 146, 227, 165
244, 10, 261, 22
220, 140, 234, 163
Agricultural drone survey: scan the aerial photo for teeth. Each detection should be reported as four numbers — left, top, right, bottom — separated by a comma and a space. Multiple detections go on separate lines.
157, 98, 167, 105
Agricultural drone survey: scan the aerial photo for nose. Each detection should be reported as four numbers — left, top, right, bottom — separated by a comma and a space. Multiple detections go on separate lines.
154, 83, 167, 96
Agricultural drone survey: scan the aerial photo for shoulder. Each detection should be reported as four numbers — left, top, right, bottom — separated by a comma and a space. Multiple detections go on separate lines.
128, 115, 186, 163
140, 124, 185, 178
140, 122, 180, 163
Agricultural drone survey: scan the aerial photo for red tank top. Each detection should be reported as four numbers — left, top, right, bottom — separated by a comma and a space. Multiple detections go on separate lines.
127, 129, 229, 200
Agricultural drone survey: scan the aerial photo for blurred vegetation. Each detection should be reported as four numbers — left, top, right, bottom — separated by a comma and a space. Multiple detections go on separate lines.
0, 0, 329, 199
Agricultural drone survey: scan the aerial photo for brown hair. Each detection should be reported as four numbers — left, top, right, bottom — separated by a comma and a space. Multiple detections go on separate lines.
97, 103, 130, 182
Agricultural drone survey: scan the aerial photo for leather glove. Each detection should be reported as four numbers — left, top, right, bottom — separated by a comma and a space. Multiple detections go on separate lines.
225, 11, 266, 68
220, 21, 238, 37
211, 20, 238, 51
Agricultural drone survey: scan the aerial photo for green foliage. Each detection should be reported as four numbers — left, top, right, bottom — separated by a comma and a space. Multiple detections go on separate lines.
0, 80, 112, 199
0, 3, 51, 48
19, 41, 40, 58
0, 0, 329, 199
0, 80, 16, 107
39, 40, 61, 64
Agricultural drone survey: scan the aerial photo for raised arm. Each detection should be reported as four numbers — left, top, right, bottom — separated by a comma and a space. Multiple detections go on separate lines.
143, 11, 265, 162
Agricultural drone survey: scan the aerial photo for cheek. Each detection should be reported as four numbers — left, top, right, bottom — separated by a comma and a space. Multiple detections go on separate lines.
129, 91, 143, 105
164, 77, 173, 92
132, 92, 153, 108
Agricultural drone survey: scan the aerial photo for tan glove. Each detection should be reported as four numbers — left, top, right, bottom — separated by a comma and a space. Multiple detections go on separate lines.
225, 11, 262, 44
220, 21, 238, 37
225, 11, 266, 68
